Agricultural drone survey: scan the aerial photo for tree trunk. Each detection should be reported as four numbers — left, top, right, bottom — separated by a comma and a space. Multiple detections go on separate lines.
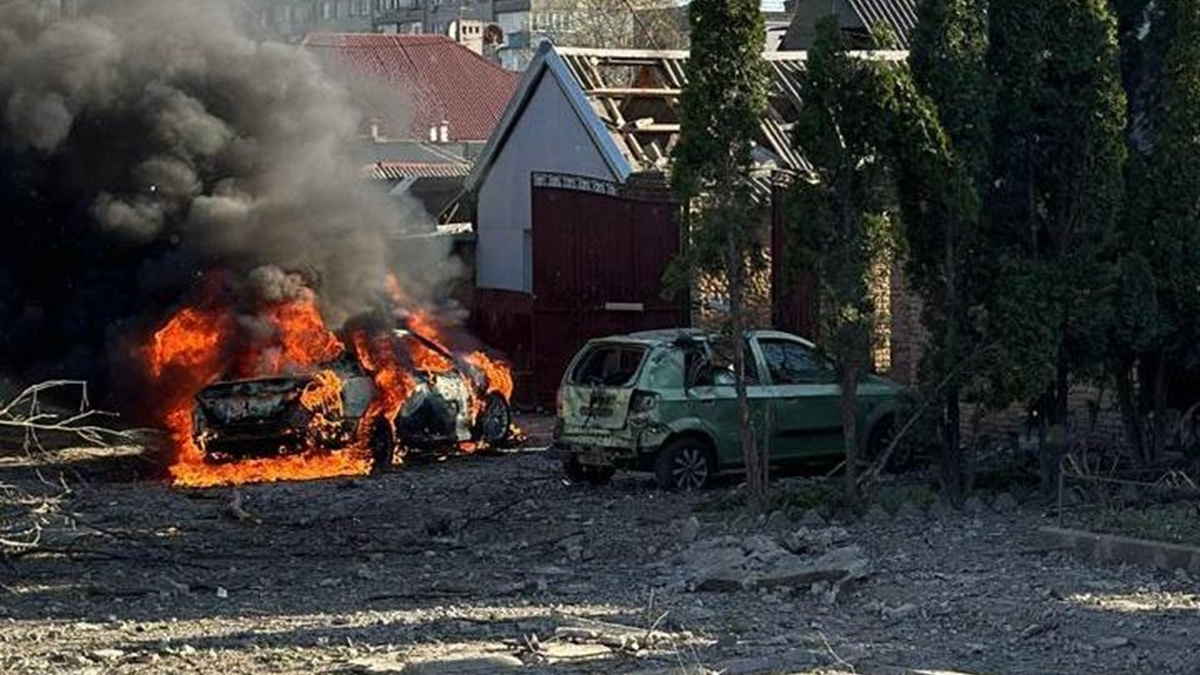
941, 383, 964, 503
939, 221, 964, 502
1151, 349, 1168, 463
1042, 350, 1070, 497
1116, 360, 1146, 463
841, 362, 859, 503
728, 235, 765, 512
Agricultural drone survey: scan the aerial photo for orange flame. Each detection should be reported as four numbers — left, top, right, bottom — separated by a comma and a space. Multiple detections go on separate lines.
148, 292, 372, 488
466, 351, 515, 400
144, 274, 518, 488
351, 330, 417, 451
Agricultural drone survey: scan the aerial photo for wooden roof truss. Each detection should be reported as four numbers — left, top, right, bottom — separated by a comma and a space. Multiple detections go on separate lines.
554, 47, 905, 196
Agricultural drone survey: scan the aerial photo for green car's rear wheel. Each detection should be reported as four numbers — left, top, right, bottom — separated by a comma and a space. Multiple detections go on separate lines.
654, 437, 715, 491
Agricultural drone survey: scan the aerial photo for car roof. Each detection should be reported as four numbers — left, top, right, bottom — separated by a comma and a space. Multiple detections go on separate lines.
587, 328, 817, 349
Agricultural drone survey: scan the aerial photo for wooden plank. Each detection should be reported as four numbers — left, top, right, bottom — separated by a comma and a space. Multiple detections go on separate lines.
587, 87, 682, 97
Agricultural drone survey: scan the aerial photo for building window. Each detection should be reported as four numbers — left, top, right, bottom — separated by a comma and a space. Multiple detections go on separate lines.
402, 20, 423, 33
497, 10, 529, 34
322, 1, 334, 20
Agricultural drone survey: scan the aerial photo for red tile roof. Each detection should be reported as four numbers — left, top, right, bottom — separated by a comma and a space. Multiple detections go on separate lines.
303, 33, 519, 142
364, 160, 471, 180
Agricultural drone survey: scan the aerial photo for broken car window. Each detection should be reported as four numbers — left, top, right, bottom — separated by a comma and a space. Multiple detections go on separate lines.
758, 339, 831, 385
570, 343, 648, 387
703, 337, 759, 385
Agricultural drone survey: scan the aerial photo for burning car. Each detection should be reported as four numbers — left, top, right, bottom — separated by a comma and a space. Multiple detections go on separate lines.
191, 327, 513, 472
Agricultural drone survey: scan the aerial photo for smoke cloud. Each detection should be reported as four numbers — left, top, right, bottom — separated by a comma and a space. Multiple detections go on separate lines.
0, 0, 450, 395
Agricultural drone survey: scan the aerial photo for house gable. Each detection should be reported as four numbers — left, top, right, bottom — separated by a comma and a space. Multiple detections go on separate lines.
474, 48, 627, 293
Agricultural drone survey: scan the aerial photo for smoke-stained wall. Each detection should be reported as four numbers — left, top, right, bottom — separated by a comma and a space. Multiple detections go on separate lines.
0, 0, 451, 398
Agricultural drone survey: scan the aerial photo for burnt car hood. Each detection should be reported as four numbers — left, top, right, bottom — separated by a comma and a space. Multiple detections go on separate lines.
195, 377, 310, 428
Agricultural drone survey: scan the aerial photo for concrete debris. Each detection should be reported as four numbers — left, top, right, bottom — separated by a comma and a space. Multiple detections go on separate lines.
799, 508, 827, 527
992, 492, 1019, 513
883, 603, 919, 621
681, 529, 870, 593
1095, 636, 1131, 651
347, 654, 524, 674
711, 649, 823, 675
534, 642, 613, 663
781, 526, 850, 555
89, 649, 126, 661
865, 504, 890, 523
551, 615, 691, 653
680, 516, 701, 543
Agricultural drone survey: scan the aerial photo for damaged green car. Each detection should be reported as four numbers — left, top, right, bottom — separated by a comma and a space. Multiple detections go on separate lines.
553, 329, 901, 490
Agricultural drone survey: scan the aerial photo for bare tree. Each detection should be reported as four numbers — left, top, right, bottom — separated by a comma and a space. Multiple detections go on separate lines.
536, 0, 688, 50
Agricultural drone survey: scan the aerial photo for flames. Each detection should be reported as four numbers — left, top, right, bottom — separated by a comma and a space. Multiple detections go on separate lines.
144, 276, 516, 488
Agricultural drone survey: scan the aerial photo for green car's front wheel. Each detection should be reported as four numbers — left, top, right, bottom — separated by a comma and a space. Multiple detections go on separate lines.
654, 437, 716, 491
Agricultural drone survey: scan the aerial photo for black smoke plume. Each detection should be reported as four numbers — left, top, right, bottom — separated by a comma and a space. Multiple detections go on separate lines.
0, 1, 434, 403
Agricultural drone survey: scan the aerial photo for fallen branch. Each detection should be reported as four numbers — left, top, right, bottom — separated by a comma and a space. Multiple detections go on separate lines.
1, 478, 69, 555
858, 344, 998, 489
0, 380, 144, 452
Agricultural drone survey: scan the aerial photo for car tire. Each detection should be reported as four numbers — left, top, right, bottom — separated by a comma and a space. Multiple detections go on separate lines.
474, 392, 512, 447
654, 437, 715, 491
369, 420, 395, 475
562, 455, 615, 486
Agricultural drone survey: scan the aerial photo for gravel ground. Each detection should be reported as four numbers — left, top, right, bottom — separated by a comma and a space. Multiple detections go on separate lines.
0, 417, 1197, 675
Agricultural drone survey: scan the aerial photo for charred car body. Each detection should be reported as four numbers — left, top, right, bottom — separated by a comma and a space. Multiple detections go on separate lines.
192, 328, 512, 471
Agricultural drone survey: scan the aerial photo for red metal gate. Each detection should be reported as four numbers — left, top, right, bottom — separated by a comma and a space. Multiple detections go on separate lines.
528, 174, 685, 404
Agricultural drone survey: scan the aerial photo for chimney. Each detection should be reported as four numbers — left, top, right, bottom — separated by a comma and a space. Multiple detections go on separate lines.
439, 120, 449, 143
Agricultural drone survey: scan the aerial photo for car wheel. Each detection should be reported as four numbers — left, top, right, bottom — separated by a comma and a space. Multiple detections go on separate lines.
654, 437, 715, 491
369, 420, 395, 474
474, 393, 512, 447
562, 454, 615, 486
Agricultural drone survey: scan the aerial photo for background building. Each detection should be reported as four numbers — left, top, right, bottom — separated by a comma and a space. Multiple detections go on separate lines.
249, 0, 375, 41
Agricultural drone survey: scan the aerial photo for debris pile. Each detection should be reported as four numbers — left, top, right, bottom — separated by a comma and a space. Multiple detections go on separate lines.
675, 526, 871, 595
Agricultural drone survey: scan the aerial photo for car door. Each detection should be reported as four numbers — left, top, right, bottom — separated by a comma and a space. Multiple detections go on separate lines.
756, 337, 843, 460
684, 338, 770, 469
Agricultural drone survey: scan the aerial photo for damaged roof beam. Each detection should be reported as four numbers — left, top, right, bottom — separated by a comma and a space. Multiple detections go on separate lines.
587, 87, 683, 97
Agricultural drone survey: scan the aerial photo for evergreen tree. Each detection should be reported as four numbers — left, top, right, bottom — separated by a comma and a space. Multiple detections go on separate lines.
985, 0, 1126, 489
672, 0, 770, 507
787, 18, 896, 501
894, 0, 991, 500
1113, 0, 1200, 461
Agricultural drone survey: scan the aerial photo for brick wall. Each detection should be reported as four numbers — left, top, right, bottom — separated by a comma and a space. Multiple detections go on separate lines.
962, 385, 1128, 452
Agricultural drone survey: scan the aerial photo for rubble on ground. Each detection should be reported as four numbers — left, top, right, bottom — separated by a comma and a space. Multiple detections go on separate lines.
2, 438, 1198, 675
671, 526, 870, 594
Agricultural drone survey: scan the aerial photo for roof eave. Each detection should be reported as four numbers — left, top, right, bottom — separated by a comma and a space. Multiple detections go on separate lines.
464, 41, 632, 193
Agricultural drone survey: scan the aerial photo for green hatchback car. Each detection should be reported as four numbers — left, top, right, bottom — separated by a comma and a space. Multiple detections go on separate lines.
553, 329, 902, 490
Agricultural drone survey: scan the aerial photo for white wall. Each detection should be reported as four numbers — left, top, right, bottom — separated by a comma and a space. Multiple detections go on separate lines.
476, 71, 616, 292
